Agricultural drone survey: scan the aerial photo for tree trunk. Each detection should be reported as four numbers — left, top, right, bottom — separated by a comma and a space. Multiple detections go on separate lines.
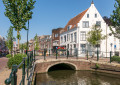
17, 30, 20, 51
92, 45, 95, 58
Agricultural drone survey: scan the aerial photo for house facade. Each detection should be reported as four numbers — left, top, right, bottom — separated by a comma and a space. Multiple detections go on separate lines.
52, 28, 63, 52
39, 35, 52, 55
60, 2, 120, 57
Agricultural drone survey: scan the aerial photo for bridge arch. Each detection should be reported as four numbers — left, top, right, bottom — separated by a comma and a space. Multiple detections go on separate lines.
46, 62, 77, 72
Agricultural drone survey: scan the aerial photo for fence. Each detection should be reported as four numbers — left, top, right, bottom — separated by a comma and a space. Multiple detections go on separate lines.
40, 48, 119, 63
5, 50, 36, 85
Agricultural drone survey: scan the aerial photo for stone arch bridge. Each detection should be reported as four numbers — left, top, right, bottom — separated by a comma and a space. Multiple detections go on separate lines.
34, 59, 96, 73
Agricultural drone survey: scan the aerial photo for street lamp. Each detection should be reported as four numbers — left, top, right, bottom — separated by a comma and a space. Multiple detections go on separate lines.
26, 20, 29, 54
110, 43, 113, 52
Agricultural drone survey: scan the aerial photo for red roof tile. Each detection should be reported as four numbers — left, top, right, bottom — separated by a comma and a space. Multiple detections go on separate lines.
61, 9, 88, 33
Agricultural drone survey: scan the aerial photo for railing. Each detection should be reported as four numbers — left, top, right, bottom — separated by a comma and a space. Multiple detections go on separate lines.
5, 50, 36, 85
42, 48, 115, 63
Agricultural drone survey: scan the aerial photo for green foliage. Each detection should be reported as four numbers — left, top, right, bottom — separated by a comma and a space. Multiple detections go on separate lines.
110, 0, 120, 39
7, 53, 27, 68
6, 26, 15, 53
111, 56, 120, 63
95, 63, 99, 69
6, 54, 12, 58
34, 34, 39, 50
20, 43, 27, 50
87, 25, 106, 46
2, 0, 36, 49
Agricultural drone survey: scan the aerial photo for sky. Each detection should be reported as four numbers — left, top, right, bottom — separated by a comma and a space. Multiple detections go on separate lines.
0, 0, 115, 43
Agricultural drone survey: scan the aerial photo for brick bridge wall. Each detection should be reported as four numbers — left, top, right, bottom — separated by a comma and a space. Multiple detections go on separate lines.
35, 59, 120, 74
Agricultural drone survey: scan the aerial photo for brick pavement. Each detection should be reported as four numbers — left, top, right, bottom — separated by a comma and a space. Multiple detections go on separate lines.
0, 57, 8, 72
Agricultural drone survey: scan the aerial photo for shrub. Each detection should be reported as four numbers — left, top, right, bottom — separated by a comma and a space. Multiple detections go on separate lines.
111, 56, 120, 63
7, 53, 27, 69
6, 54, 12, 58
95, 63, 99, 69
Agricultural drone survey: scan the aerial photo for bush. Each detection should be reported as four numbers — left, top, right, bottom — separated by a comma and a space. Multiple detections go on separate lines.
6, 54, 12, 58
95, 63, 99, 69
7, 54, 27, 69
111, 56, 120, 63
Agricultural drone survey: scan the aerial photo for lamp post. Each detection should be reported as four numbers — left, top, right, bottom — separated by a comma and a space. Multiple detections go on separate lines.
110, 43, 113, 52
26, 20, 29, 55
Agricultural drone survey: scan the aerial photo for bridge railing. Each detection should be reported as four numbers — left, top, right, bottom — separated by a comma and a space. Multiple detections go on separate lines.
42, 48, 118, 63
5, 50, 36, 85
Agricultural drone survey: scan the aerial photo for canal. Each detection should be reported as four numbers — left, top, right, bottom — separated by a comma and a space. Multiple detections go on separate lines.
35, 70, 120, 85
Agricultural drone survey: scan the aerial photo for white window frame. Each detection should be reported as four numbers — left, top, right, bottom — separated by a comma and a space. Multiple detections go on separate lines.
80, 31, 86, 41
95, 13, 97, 18
71, 33, 73, 42
74, 32, 77, 42
83, 21, 89, 28
87, 14, 89, 18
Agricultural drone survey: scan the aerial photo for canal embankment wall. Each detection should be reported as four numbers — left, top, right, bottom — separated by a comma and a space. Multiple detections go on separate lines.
34, 59, 120, 75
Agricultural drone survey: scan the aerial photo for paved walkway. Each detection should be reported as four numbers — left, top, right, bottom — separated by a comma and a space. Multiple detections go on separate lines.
0, 57, 23, 85
0, 57, 8, 72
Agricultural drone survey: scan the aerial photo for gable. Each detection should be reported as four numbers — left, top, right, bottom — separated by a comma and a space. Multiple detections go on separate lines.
61, 9, 89, 33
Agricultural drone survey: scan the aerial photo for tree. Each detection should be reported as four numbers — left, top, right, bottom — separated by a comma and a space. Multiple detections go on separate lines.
6, 26, 15, 56
20, 43, 27, 53
110, 0, 120, 38
2, 0, 36, 50
87, 25, 106, 56
34, 34, 39, 51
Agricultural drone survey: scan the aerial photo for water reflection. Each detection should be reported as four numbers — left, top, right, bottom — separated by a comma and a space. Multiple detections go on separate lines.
36, 70, 120, 85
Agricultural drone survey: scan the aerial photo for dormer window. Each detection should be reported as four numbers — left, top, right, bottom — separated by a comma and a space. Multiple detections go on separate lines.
67, 25, 71, 31
87, 14, 89, 18
95, 13, 97, 18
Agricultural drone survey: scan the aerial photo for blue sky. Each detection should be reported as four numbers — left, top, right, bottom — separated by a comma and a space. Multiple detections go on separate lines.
0, 0, 115, 43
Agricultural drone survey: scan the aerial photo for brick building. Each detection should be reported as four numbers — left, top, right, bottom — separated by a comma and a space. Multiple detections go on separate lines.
52, 28, 63, 52
39, 35, 52, 55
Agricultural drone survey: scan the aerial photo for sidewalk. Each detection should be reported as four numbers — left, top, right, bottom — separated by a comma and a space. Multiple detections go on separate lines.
0, 57, 8, 72
0, 57, 22, 85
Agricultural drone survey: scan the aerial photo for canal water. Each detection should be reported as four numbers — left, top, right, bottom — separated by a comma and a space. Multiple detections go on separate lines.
35, 70, 120, 85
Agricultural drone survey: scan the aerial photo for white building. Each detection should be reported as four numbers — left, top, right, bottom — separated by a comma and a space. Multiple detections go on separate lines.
60, 2, 120, 57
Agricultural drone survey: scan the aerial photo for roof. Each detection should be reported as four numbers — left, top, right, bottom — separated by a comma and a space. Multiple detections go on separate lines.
61, 9, 88, 33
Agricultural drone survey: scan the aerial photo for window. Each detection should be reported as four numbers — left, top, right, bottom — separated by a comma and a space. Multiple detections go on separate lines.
67, 44, 69, 49
80, 31, 86, 41
67, 25, 71, 31
61, 36, 63, 43
74, 32, 77, 42
64, 35, 66, 42
80, 44, 86, 53
83, 21, 89, 28
67, 34, 68, 41
87, 14, 89, 18
74, 44, 76, 48
71, 34, 73, 42
55, 34, 58, 37
52, 33, 54, 39
95, 14, 97, 18
96, 21, 101, 27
